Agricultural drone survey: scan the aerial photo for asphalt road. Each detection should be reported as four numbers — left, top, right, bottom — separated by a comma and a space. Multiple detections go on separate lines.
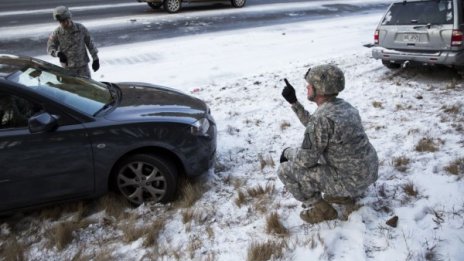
0, 0, 388, 57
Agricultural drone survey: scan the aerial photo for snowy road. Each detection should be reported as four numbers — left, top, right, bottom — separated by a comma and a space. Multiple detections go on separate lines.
0, 0, 390, 57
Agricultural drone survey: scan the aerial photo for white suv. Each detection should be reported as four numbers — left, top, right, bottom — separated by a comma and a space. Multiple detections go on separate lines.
372, 0, 464, 69
138, 0, 246, 13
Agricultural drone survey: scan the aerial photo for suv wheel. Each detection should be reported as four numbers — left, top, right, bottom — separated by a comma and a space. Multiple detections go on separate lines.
382, 60, 401, 69
148, 2, 162, 9
164, 0, 181, 13
115, 154, 177, 205
231, 0, 246, 8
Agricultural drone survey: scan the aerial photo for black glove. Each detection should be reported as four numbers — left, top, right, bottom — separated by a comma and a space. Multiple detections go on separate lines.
92, 59, 100, 72
280, 148, 289, 163
282, 78, 297, 104
57, 52, 67, 64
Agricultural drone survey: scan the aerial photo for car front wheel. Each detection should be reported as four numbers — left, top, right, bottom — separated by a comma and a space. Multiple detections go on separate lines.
164, 0, 181, 13
115, 154, 177, 205
231, 0, 246, 8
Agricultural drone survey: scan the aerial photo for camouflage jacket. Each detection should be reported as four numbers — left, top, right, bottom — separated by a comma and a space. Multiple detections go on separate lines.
284, 98, 378, 184
47, 22, 98, 68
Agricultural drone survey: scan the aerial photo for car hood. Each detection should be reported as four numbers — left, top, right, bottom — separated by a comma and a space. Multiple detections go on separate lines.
103, 82, 207, 123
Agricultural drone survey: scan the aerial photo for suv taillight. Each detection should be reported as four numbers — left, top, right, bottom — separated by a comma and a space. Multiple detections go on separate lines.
374, 30, 379, 45
451, 29, 463, 46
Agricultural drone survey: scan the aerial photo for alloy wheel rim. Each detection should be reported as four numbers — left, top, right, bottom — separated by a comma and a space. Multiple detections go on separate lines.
117, 161, 167, 204
234, 0, 245, 6
167, 0, 180, 11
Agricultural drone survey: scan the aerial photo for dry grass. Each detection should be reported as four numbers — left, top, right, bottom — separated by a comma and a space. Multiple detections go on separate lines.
39, 201, 89, 221
247, 183, 275, 198
46, 220, 91, 251
206, 226, 214, 239
442, 104, 461, 114
395, 104, 412, 111
143, 218, 166, 247
393, 156, 410, 172
98, 193, 130, 218
236, 183, 275, 211
121, 222, 145, 243
444, 158, 464, 175
280, 121, 291, 131
415, 137, 439, 152
235, 190, 247, 207
372, 101, 383, 108
403, 182, 419, 198
188, 237, 202, 259
258, 154, 275, 170
246, 240, 285, 261
0, 236, 26, 261
265, 212, 289, 236
93, 249, 113, 261
181, 209, 195, 224
176, 180, 205, 208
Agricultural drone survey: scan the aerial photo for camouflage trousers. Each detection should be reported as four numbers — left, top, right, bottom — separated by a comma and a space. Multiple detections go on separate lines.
277, 161, 361, 206
65, 64, 91, 78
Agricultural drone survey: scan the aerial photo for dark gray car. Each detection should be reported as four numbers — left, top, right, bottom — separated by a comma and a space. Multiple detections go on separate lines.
0, 54, 216, 213
372, 0, 464, 69
138, 0, 246, 13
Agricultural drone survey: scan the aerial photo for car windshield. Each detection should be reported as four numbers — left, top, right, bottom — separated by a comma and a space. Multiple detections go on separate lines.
3, 61, 112, 116
382, 0, 453, 25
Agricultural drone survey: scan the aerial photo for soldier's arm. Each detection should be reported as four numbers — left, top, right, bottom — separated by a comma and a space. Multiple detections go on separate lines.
47, 31, 59, 57
291, 101, 311, 126
284, 117, 331, 168
82, 25, 99, 60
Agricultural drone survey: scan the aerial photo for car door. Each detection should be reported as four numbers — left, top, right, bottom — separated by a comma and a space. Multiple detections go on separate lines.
0, 91, 94, 212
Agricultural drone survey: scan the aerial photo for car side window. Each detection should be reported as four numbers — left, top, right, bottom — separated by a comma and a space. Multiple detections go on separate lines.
0, 93, 42, 130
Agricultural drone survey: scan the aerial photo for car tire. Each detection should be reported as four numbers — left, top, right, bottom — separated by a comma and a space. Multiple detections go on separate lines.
231, 0, 246, 8
147, 2, 162, 9
115, 154, 177, 205
164, 0, 181, 13
382, 60, 401, 69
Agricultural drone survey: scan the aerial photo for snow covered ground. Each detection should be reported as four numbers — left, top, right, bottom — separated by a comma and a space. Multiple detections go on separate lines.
1, 3, 464, 261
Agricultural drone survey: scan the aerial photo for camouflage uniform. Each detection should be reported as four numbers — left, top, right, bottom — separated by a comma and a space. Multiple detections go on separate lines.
278, 98, 379, 205
47, 22, 98, 78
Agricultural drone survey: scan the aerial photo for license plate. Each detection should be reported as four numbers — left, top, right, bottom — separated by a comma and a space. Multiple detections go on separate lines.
403, 34, 420, 42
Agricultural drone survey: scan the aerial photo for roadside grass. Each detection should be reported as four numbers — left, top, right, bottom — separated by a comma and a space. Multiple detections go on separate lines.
0, 236, 26, 261
444, 158, 464, 176
265, 212, 289, 237
176, 179, 207, 208
393, 155, 410, 173
415, 137, 439, 152
46, 220, 92, 251
246, 240, 286, 261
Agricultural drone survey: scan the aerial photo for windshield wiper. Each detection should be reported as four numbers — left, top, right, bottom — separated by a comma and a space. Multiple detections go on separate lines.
413, 23, 439, 29
93, 98, 115, 117
93, 82, 120, 116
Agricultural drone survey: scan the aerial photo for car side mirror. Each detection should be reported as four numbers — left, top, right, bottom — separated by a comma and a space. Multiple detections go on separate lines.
28, 112, 58, 134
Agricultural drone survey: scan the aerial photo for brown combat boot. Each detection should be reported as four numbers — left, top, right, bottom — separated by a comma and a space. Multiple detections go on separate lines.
300, 200, 338, 224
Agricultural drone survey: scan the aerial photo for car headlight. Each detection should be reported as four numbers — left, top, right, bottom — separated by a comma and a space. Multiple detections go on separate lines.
191, 118, 210, 137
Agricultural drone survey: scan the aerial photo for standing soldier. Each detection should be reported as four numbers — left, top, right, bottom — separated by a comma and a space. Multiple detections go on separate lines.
47, 6, 100, 78
278, 64, 378, 224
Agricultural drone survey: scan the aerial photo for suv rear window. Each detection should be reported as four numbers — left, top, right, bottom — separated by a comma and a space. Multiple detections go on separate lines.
382, 0, 453, 25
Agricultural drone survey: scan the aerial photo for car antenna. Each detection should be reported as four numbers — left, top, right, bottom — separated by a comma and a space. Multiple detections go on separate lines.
403, 0, 407, 4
